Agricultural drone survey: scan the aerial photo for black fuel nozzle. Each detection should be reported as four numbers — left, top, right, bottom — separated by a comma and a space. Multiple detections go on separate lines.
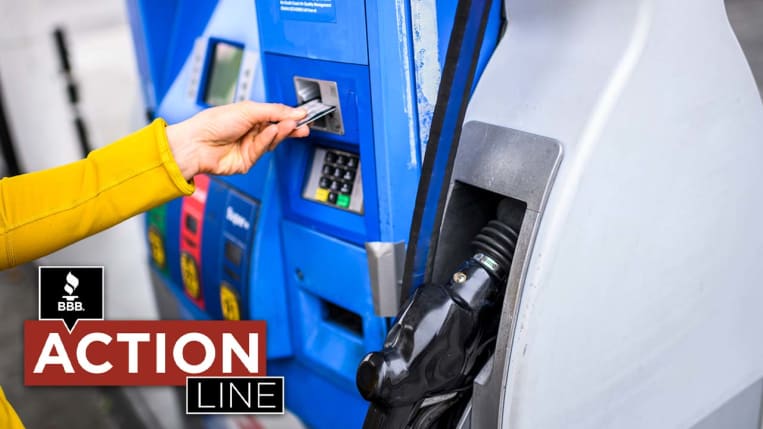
357, 201, 518, 428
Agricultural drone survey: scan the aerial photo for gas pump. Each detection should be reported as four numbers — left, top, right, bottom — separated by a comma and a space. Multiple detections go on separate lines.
128, 0, 501, 427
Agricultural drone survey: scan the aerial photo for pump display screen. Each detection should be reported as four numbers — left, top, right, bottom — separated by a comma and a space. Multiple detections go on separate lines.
203, 41, 244, 106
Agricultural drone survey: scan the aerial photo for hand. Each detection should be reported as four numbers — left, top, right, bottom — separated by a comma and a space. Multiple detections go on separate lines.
165, 101, 309, 180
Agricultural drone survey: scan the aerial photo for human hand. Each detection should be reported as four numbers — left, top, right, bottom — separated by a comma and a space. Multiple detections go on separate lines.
165, 101, 309, 180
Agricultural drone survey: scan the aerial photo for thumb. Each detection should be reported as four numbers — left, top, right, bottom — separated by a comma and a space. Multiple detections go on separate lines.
246, 123, 279, 162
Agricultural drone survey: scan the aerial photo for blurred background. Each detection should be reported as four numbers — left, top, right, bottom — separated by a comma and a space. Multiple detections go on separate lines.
0, 0, 760, 428
0, 1, 302, 428
0, 0, 165, 427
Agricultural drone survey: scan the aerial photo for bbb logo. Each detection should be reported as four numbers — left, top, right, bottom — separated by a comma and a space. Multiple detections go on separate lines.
39, 266, 104, 331
58, 272, 85, 312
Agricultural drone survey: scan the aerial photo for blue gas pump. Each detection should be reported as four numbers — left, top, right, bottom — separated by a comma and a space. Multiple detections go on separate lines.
128, 0, 501, 427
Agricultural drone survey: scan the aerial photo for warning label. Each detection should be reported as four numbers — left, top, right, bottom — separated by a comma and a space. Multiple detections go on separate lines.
279, 0, 336, 23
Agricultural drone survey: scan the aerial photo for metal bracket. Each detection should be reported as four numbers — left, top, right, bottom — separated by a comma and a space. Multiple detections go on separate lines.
365, 241, 405, 317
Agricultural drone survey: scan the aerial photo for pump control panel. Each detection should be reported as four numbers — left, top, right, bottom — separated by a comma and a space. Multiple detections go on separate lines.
303, 147, 363, 213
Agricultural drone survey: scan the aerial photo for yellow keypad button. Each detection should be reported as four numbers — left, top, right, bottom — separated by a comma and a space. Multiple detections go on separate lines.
314, 188, 329, 202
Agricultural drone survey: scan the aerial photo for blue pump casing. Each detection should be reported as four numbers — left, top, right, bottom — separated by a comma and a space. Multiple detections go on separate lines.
128, 0, 502, 427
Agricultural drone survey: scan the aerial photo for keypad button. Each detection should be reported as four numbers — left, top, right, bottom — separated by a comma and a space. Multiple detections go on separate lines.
325, 152, 337, 163
337, 194, 350, 208
343, 170, 355, 181
322, 164, 332, 175
328, 192, 338, 204
347, 157, 358, 169
336, 155, 348, 166
319, 177, 331, 189
330, 181, 340, 192
333, 167, 344, 178
340, 182, 353, 194
314, 188, 329, 202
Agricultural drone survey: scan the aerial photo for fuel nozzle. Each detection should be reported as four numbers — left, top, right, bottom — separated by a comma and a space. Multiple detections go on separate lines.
357, 200, 518, 428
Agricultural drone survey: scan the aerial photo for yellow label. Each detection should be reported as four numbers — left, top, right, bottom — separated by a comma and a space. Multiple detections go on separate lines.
147, 227, 165, 269
314, 188, 329, 202
220, 284, 241, 321
180, 253, 200, 299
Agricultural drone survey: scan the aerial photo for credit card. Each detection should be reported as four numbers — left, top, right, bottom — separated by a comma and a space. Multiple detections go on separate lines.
296, 99, 337, 127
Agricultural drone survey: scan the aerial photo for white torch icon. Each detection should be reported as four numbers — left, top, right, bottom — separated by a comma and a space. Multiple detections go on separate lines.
62, 272, 79, 301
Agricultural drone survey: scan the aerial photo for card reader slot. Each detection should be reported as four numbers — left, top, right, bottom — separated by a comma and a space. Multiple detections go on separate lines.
296, 79, 320, 103
296, 99, 337, 128
294, 76, 344, 134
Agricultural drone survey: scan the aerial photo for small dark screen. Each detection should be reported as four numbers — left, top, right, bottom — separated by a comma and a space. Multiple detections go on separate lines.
225, 240, 243, 266
185, 215, 198, 234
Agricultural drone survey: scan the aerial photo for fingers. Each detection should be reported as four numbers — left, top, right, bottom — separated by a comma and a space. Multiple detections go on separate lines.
252, 124, 279, 155
239, 101, 307, 124
246, 120, 290, 156
266, 120, 300, 151
195, 102, 310, 175
237, 117, 310, 172
289, 125, 311, 139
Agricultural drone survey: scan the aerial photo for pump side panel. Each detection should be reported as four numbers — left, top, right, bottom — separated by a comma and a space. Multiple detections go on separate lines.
465, 0, 763, 427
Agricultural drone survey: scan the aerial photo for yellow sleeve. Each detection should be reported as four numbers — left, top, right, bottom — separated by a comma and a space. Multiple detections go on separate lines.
0, 118, 195, 270
0, 387, 24, 429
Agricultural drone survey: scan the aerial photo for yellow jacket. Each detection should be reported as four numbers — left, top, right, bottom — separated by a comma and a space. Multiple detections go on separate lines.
0, 119, 194, 427
0, 387, 23, 429
0, 119, 194, 269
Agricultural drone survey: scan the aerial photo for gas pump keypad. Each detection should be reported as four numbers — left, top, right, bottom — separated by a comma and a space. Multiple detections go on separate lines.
303, 147, 364, 213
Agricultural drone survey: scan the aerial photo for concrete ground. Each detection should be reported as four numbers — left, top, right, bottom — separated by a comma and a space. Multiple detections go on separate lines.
0, 0, 761, 428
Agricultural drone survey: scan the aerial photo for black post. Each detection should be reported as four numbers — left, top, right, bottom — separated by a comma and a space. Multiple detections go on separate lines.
0, 78, 23, 176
